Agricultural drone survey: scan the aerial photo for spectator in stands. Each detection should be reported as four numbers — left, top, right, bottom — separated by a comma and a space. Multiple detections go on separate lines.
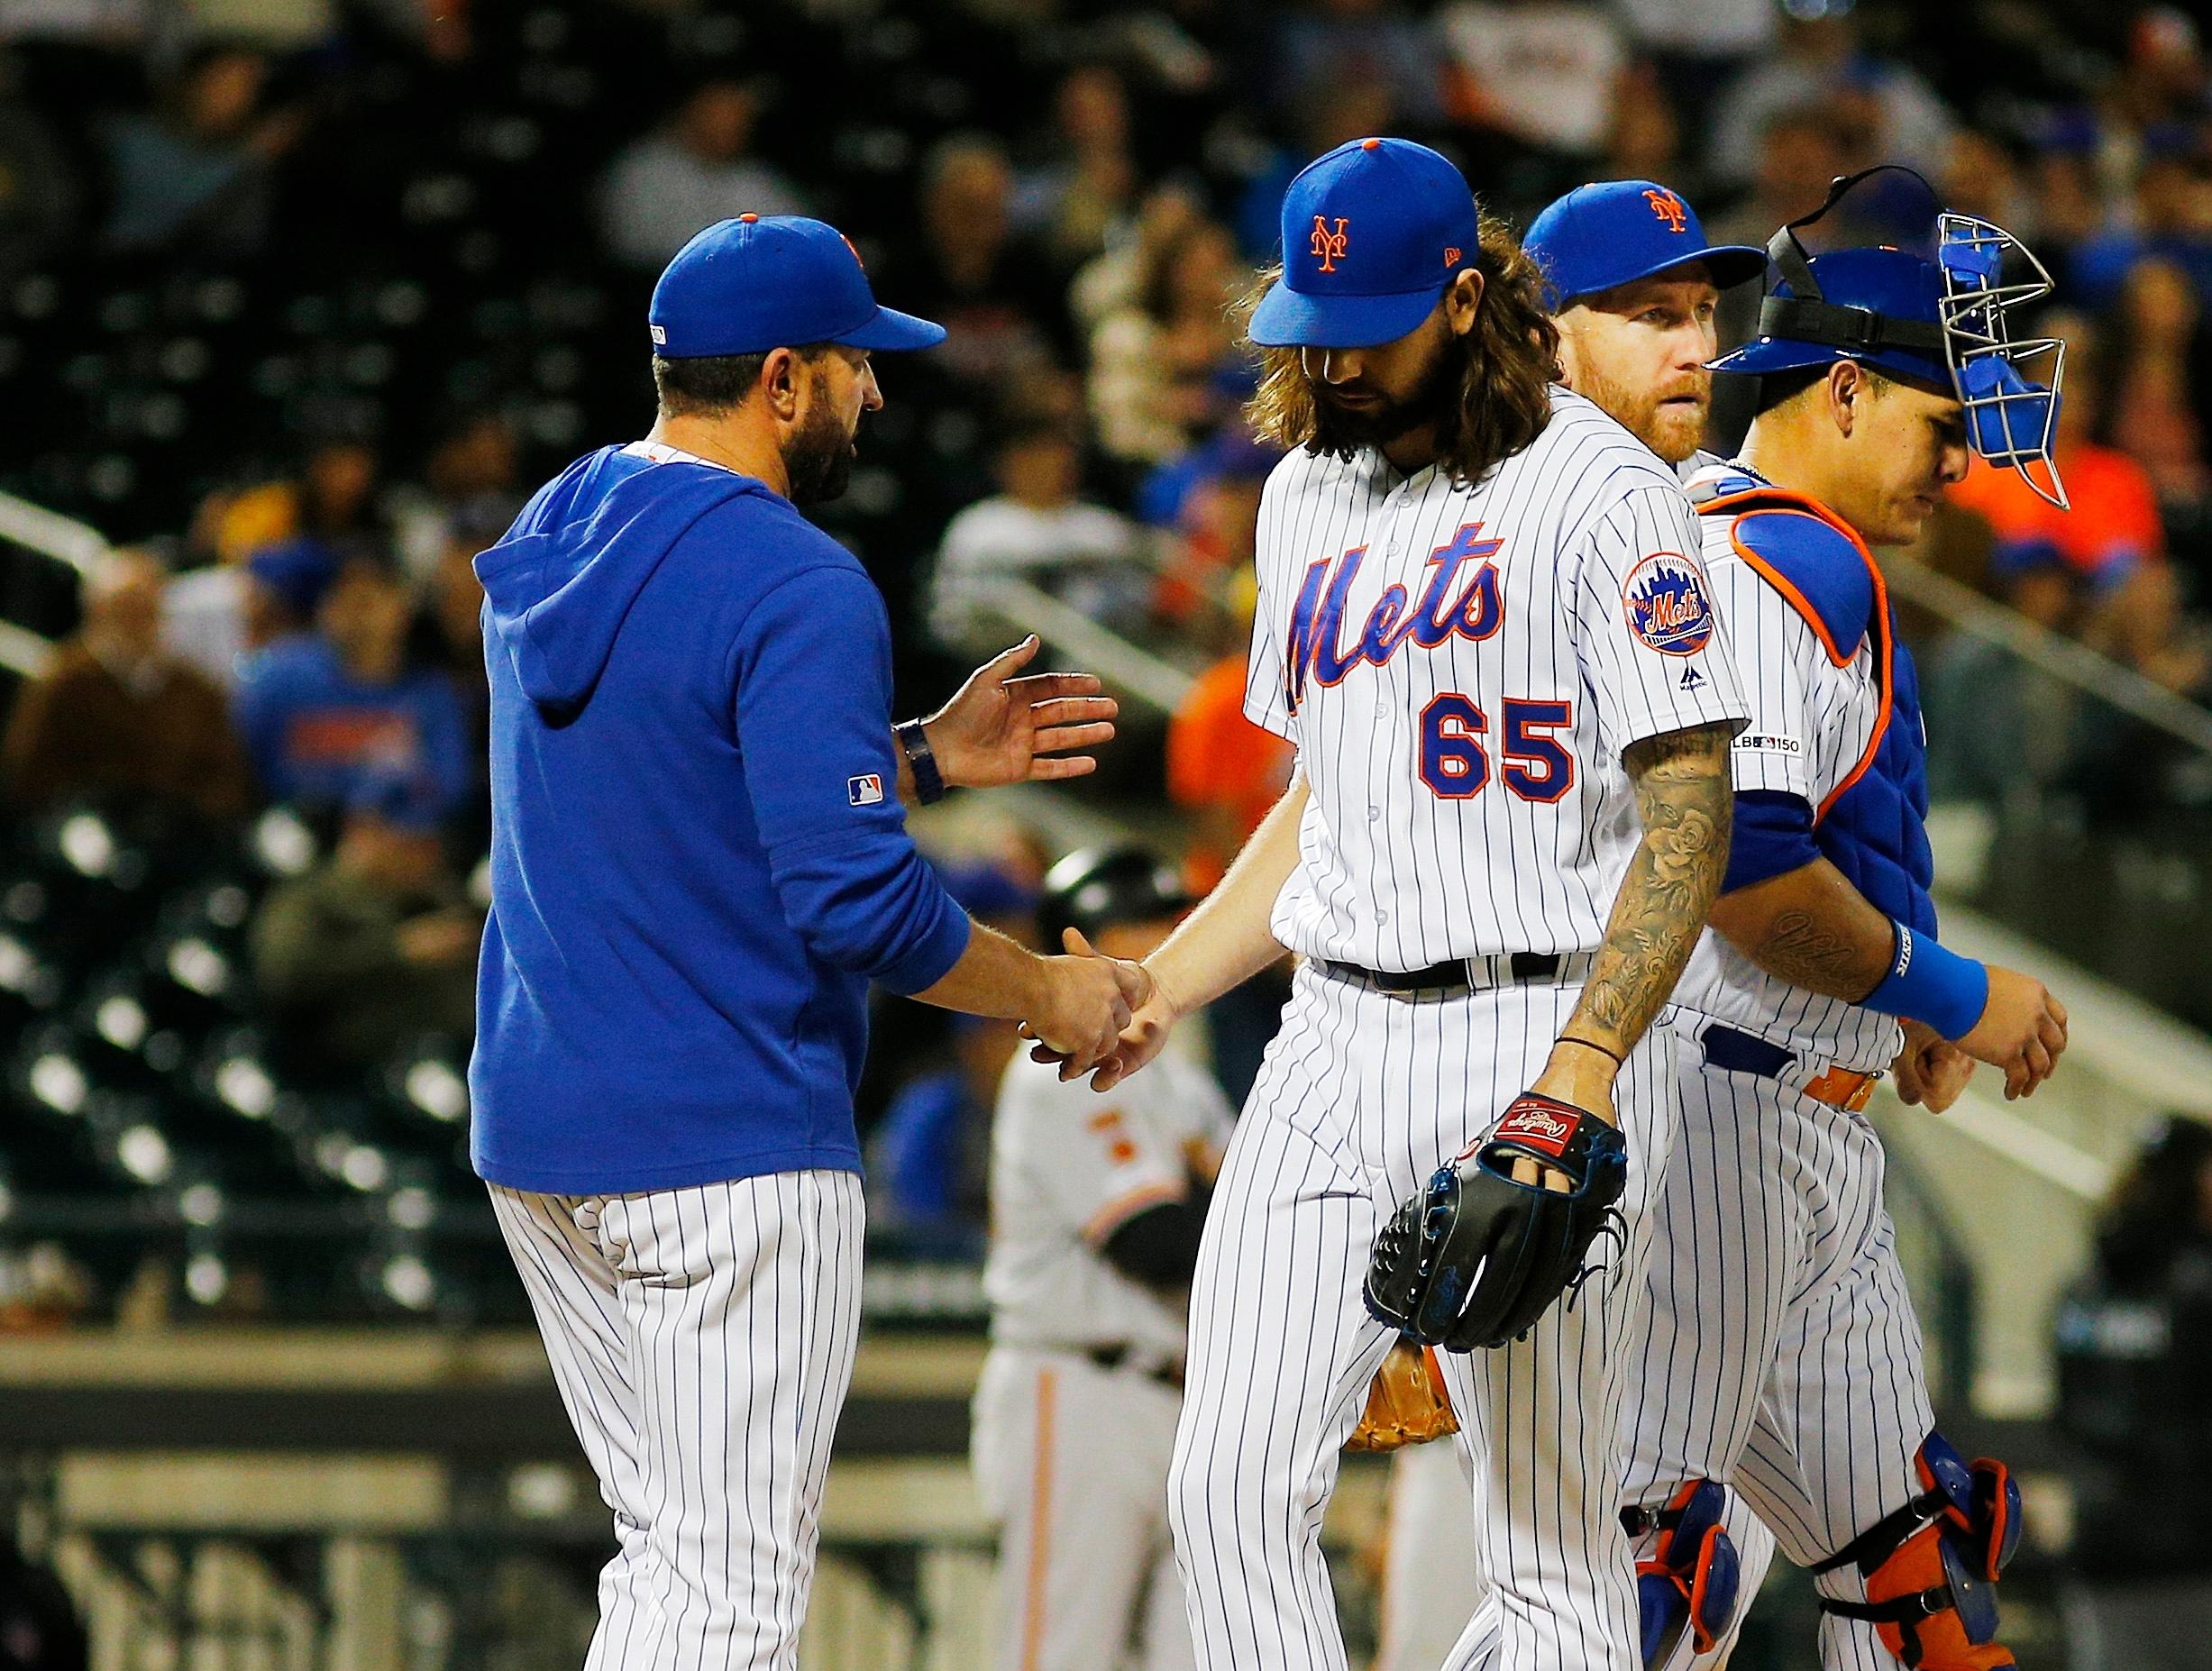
2107, 259, 2210, 538
1231, 68, 1395, 260
1013, 64, 1140, 274
599, 77, 807, 269
2068, 132, 2212, 310
390, 411, 524, 580
1088, 211, 1246, 464
1273, 0, 1446, 128
162, 482, 310, 687
1709, 104, 1851, 247
1148, 423, 1275, 627
251, 776, 481, 1073
1166, 574, 1294, 895
1602, 61, 1686, 189
930, 420, 1144, 648
2053, 1114, 2212, 1668
233, 554, 472, 824
1949, 312, 2165, 598
3, 547, 251, 823
1709, 14, 1953, 191
297, 436, 388, 562
101, 43, 303, 256
166, 533, 336, 694
903, 134, 1069, 387
1440, 0, 1624, 162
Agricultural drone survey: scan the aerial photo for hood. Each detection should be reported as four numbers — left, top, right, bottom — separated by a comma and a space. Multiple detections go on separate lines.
474, 449, 765, 715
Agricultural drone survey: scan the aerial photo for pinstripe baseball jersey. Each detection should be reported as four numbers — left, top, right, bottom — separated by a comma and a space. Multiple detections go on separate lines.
983, 1047, 1231, 1362
1242, 388, 1750, 967
1669, 463, 1905, 1073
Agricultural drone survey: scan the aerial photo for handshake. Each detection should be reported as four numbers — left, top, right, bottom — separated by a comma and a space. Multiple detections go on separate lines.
1019, 928, 1156, 1077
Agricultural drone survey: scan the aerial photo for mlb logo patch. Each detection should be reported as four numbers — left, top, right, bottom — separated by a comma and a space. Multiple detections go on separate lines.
1622, 552, 1716, 657
847, 773, 884, 807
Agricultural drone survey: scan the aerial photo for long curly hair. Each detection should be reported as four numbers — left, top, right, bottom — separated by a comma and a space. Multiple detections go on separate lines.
1241, 215, 1561, 485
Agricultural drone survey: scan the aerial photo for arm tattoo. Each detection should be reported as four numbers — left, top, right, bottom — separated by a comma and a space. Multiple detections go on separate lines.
1756, 909, 1889, 1000
1568, 721, 1735, 1052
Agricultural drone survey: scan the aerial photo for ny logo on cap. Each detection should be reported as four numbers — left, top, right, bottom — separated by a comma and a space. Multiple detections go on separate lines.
1643, 188, 1688, 233
1310, 215, 1350, 273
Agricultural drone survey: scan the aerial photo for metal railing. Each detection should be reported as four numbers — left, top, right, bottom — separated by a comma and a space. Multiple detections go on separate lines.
0, 489, 105, 679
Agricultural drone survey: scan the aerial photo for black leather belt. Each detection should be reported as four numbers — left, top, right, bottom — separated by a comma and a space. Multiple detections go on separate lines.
1324, 951, 1574, 995
1084, 1344, 1184, 1391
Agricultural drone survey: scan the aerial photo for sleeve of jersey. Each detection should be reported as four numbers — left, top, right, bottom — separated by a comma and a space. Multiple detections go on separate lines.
1240, 477, 1298, 743
733, 566, 972, 994
1708, 558, 1821, 803
1573, 485, 1750, 758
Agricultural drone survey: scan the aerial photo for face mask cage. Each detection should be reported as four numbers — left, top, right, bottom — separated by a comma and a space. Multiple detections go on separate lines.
1936, 211, 2069, 509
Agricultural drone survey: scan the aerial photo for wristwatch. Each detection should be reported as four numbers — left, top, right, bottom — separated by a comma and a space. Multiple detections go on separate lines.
894, 719, 946, 805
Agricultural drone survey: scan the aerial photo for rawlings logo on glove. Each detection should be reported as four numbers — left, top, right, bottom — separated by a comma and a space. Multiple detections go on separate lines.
1365, 1092, 1628, 1352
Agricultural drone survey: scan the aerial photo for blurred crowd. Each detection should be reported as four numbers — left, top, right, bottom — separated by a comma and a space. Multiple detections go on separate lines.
4, 0, 2212, 1287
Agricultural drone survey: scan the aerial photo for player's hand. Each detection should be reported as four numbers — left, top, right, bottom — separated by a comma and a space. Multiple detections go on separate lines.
1517, 1042, 1620, 1192
1077, 983, 1182, 1092
925, 635, 1118, 789
1893, 1019, 1974, 1113
1025, 928, 1147, 1072
1957, 964, 2068, 1100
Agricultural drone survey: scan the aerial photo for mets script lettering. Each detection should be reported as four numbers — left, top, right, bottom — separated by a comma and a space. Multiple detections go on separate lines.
1284, 522, 1505, 713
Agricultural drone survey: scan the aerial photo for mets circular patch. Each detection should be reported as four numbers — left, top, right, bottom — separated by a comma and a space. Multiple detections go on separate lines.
1621, 552, 1715, 656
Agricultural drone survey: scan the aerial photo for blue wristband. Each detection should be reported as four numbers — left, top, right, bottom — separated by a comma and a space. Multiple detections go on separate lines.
1862, 922, 1988, 1039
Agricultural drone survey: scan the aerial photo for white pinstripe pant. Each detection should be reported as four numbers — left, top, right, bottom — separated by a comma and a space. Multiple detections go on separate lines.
490, 1172, 865, 1671
1621, 1029, 1935, 1671
1166, 965, 1681, 1671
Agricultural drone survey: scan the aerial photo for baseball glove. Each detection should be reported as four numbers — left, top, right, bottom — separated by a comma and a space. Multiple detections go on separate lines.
1344, 1339, 1460, 1452
1363, 1092, 1628, 1352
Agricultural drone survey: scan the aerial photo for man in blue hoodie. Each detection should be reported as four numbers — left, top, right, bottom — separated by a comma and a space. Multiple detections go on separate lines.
471, 214, 1147, 1670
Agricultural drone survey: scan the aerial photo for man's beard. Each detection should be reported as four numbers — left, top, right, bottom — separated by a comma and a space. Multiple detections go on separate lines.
1308, 343, 1464, 456
783, 397, 857, 507
1583, 361, 1710, 465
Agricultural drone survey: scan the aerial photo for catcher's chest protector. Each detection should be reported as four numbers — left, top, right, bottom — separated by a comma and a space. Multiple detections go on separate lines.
1696, 480, 1938, 936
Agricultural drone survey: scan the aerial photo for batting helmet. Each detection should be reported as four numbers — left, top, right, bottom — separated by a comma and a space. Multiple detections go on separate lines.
1036, 845, 1193, 951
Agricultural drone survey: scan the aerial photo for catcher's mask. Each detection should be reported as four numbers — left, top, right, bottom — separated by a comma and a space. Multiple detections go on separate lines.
1711, 165, 2068, 509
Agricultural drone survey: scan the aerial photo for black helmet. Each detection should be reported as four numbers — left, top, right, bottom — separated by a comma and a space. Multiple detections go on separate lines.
1036, 845, 1193, 951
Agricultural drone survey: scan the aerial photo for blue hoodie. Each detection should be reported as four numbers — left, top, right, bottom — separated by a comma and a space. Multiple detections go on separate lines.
469, 443, 972, 1195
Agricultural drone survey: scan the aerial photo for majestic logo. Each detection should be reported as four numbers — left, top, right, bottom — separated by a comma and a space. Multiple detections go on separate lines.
846, 773, 884, 807
1284, 523, 1505, 713
1311, 215, 1350, 273
1492, 1102, 1579, 1157
1679, 665, 1705, 690
1644, 188, 1688, 233
1622, 552, 1715, 656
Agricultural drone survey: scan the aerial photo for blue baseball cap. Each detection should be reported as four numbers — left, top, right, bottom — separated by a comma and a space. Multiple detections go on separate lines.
1249, 138, 1480, 350
649, 215, 946, 359
1524, 180, 1766, 309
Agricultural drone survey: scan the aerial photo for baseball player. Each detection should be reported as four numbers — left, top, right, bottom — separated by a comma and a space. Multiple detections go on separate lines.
1458, 168, 2073, 1671
468, 215, 1148, 1670
1063, 137, 1752, 1671
973, 845, 1233, 1671
1364, 180, 1785, 1671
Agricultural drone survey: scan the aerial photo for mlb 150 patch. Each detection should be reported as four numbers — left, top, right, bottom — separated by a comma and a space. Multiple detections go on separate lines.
847, 773, 884, 807
1622, 552, 1715, 657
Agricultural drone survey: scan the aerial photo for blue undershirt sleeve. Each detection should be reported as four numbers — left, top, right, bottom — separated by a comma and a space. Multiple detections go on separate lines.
1722, 788, 1822, 894
732, 564, 972, 993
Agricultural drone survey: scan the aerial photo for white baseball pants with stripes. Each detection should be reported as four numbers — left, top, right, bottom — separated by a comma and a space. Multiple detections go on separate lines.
1622, 1027, 1935, 1671
1166, 963, 1681, 1671
972, 1345, 1194, 1671
489, 1171, 865, 1671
